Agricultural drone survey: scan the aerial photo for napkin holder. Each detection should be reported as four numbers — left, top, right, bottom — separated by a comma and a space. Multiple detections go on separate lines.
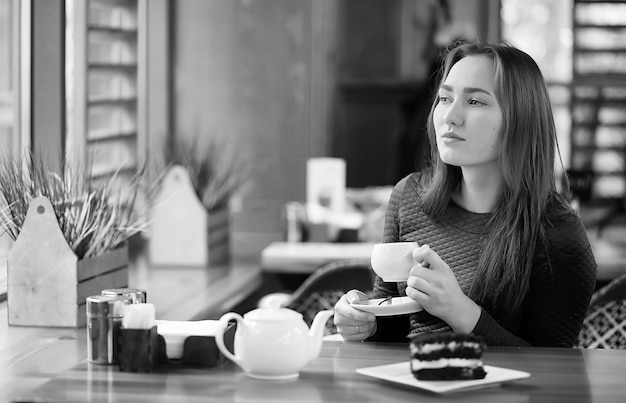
119, 326, 159, 372
117, 320, 235, 372
156, 321, 236, 368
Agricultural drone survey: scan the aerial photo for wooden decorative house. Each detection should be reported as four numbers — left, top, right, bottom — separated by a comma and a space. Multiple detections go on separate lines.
148, 165, 230, 266
7, 197, 128, 327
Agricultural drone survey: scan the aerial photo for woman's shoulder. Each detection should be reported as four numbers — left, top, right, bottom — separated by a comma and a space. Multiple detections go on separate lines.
388, 172, 428, 208
392, 171, 431, 195
544, 193, 586, 234
542, 193, 596, 265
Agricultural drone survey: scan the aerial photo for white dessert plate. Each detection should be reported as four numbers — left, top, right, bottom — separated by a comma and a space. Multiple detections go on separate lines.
356, 362, 530, 394
350, 296, 422, 316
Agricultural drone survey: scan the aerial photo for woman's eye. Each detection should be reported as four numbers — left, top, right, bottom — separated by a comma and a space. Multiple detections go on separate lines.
468, 98, 485, 106
438, 95, 451, 103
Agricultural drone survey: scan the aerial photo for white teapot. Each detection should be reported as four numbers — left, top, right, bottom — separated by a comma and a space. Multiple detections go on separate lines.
215, 307, 334, 380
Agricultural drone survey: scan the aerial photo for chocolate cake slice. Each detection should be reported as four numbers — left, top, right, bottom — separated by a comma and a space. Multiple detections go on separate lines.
409, 332, 487, 381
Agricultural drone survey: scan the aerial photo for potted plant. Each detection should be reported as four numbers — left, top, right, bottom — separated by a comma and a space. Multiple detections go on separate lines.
145, 135, 248, 266
0, 152, 146, 327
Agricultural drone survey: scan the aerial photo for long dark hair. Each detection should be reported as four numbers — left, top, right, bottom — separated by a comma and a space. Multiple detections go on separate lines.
421, 42, 570, 315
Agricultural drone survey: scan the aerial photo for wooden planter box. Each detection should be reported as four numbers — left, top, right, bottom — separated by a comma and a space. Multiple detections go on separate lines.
206, 205, 230, 266
149, 165, 231, 267
7, 196, 129, 328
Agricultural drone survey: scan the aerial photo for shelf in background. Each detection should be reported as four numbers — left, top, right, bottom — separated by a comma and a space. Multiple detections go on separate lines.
570, 0, 626, 204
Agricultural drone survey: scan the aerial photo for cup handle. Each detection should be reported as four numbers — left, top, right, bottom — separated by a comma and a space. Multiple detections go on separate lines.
215, 312, 243, 369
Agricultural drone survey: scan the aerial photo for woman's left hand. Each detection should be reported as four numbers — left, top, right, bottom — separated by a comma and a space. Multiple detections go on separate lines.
406, 244, 481, 333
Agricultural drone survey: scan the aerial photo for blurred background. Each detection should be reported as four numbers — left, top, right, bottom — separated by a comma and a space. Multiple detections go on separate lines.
0, 0, 625, 289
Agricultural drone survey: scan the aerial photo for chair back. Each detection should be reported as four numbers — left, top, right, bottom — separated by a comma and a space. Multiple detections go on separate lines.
577, 273, 626, 349
284, 259, 375, 335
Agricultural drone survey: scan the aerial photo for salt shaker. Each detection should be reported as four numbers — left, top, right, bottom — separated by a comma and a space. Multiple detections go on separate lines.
283, 201, 304, 242
101, 288, 147, 304
86, 295, 131, 364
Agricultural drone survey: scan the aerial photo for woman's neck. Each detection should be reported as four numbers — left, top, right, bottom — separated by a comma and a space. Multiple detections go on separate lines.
452, 166, 503, 214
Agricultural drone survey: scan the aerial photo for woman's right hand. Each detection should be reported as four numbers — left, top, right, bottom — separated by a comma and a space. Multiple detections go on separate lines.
333, 289, 377, 341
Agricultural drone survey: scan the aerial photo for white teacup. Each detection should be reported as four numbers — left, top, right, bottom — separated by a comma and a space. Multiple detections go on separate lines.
370, 242, 418, 282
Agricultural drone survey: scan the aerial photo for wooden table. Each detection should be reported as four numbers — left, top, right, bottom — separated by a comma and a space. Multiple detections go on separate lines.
3, 324, 626, 403
261, 242, 374, 274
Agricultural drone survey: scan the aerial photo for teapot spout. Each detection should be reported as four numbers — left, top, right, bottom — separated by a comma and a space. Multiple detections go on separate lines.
308, 309, 334, 361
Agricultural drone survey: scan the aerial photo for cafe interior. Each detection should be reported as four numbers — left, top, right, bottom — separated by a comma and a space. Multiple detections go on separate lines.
2, 0, 626, 402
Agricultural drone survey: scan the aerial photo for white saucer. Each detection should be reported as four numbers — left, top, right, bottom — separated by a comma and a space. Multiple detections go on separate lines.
246, 372, 299, 381
350, 296, 422, 316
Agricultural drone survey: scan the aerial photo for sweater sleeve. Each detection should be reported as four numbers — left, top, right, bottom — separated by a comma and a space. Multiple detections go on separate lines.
473, 309, 531, 346
473, 211, 597, 347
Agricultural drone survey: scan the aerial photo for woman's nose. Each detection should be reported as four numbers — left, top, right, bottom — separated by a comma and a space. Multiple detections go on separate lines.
443, 101, 464, 126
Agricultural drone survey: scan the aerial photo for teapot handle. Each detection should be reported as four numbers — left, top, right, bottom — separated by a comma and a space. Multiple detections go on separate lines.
215, 312, 243, 369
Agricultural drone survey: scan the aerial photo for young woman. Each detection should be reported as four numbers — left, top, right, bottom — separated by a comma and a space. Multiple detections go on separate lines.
333, 41, 597, 347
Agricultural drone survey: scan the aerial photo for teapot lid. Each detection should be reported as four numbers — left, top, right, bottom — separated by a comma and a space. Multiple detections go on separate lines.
244, 307, 303, 322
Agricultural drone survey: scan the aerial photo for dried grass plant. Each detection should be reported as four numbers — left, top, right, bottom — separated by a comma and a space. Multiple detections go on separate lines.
0, 153, 146, 259
144, 135, 249, 212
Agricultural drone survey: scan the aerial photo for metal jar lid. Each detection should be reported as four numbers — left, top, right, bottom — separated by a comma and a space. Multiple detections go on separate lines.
101, 288, 147, 304
86, 295, 131, 318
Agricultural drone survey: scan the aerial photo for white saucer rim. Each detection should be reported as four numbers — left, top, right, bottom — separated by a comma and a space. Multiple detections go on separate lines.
349, 297, 422, 316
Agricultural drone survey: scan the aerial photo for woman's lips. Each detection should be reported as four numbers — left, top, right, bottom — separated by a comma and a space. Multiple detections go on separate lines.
441, 132, 465, 142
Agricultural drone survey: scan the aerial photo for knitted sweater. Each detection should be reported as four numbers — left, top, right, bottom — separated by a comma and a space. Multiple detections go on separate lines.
369, 173, 597, 347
